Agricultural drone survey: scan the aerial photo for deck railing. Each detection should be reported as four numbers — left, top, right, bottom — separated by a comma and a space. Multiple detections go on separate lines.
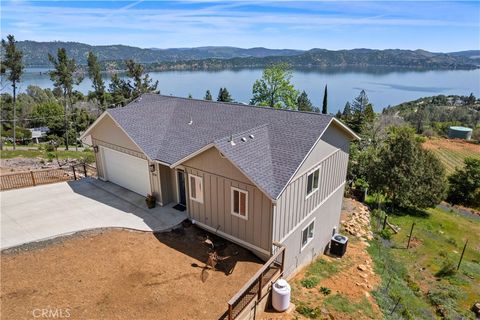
226, 242, 285, 320
0, 163, 97, 191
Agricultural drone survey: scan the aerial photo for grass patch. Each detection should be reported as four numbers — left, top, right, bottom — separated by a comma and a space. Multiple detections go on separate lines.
305, 258, 341, 279
1, 149, 95, 163
300, 277, 319, 289
323, 294, 375, 318
295, 304, 321, 319
367, 206, 480, 319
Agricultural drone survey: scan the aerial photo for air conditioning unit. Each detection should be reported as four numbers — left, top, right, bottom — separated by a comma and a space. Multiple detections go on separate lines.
330, 234, 348, 257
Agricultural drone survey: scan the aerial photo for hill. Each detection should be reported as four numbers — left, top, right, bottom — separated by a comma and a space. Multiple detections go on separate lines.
12, 41, 480, 70
144, 48, 479, 71
15, 41, 302, 67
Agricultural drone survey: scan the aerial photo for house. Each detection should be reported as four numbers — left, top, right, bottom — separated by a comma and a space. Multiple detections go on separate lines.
80, 94, 359, 276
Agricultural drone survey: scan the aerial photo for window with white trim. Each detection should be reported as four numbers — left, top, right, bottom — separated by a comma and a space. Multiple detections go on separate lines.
231, 187, 248, 219
306, 167, 320, 196
189, 174, 203, 203
301, 220, 315, 249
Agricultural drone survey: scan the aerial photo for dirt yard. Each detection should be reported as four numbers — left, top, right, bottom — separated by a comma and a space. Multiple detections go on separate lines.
260, 198, 381, 320
1, 226, 262, 320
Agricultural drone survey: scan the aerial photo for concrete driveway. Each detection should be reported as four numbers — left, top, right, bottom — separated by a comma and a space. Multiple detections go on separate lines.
1, 178, 187, 250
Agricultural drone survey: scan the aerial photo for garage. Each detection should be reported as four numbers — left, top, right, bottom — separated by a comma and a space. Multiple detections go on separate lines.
100, 147, 151, 196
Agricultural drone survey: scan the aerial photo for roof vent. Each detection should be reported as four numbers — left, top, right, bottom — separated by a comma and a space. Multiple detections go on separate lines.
188, 117, 193, 125
249, 134, 254, 139
241, 137, 247, 142
229, 134, 236, 146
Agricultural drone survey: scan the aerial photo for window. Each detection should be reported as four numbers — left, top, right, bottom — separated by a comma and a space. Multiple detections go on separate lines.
301, 220, 315, 249
306, 167, 320, 197
189, 174, 203, 203
231, 187, 248, 219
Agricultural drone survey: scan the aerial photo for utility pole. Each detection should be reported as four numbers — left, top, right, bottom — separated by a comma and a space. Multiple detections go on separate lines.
12, 82, 16, 150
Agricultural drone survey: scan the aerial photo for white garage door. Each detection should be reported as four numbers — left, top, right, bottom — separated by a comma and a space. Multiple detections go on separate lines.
101, 147, 151, 196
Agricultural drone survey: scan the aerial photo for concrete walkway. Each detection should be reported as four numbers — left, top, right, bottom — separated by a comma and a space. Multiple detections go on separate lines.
1, 178, 187, 250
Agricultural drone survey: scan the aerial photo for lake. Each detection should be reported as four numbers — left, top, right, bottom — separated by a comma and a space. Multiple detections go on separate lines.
8, 67, 480, 113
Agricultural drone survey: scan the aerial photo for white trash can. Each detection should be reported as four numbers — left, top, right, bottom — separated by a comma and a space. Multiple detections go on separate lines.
272, 279, 291, 312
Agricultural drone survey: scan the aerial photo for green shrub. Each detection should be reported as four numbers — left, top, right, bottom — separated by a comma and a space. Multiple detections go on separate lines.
380, 229, 392, 240
435, 259, 457, 277
319, 286, 331, 296
296, 304, 321, 319
45, 143, 55, 152
324, 294, 356, 314
300, 277, 319, 289
80, 153, 95, 164
46, 152, 56, 162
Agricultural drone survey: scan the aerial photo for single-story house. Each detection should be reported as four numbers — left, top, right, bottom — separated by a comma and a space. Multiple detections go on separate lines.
81, 94, 359, 276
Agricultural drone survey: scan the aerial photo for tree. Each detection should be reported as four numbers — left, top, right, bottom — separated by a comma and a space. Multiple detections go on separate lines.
368, 126, 446, 209
188, 93, 193, 99
447, 158, 480, 209
87, 52, 106, 114
124, 59, 158, 98
48, 48, 82, 150
1, 35, 24, 150
250, 63, 299, 109
349, 90, 370, 132
322, 85, 328, 114
108, 73, 132, 107
342, 102, 352, 117
466, 93, 476, 105
204, 90, 212, 100
217, 87, 233, 102
297, 91, 314, 112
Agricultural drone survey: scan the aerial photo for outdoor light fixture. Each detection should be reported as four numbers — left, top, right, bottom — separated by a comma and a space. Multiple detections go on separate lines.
93, 145, 99, 153
149, 164, 156, 173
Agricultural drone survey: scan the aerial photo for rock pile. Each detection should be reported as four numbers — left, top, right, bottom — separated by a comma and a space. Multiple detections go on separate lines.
341, 199, 374, 240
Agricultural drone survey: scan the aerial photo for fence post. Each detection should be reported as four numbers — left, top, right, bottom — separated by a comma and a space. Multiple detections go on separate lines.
407, 222, 415, 249
281, 248, 285, 274
258, 273, 263, 300
228, 304, 233, 320
83, 163, 87, 177
72, 166, 77, 180
30, 171, 36, 186
382, 214, 388, 230
457, 239, 468, 270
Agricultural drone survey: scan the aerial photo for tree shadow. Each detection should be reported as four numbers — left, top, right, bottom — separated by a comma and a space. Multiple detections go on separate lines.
153, 224, 262, 278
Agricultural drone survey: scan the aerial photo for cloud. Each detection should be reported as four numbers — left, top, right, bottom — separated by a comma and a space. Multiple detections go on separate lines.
1, 0, 478, 51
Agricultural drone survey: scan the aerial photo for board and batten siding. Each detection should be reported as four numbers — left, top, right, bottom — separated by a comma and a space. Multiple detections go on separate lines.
273, 148, 349, 242
273, 123, 352, 275
182, 147, 273, 256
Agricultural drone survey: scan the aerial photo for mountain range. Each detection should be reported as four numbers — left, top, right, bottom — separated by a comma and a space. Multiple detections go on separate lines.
13, 40, 480, 70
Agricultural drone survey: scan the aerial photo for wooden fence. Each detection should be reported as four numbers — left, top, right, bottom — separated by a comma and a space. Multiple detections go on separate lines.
225, 243, 285, 320
0, 164, 97, 191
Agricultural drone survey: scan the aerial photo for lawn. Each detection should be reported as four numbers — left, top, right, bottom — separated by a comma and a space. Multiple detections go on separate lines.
368, 207, 480, 319
423, 138, 480, 174
1, 227, 262, 320
1, 149, 95, 163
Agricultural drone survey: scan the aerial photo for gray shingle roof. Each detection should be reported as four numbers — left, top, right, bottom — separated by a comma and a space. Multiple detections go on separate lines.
107, 94, 334, 199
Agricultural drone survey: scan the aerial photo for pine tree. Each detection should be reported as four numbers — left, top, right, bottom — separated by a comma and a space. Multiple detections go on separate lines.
297, 91, 314, 112
48, 48, 82, 150
217, 88, 233, 102
87, 52, 105, 114
204, 90, 212, 100
349, 90, 370, 133
1, 35, 24, 150
322, 85, 328, 114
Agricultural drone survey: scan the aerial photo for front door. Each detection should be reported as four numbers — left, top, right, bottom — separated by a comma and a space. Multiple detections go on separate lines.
177, 170, 186, 207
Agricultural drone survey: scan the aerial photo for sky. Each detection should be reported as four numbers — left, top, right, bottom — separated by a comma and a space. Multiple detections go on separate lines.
1, 0, 479, 52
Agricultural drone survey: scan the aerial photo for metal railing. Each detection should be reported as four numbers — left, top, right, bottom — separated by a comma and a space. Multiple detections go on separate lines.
0, 163, 97, 191
226, 242, 285, 320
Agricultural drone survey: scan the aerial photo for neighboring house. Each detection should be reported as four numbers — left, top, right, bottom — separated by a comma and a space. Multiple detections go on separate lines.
81, 94, 359, 276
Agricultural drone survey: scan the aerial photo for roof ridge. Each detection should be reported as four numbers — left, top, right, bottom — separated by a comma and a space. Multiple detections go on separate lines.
142, 93, 335, 117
